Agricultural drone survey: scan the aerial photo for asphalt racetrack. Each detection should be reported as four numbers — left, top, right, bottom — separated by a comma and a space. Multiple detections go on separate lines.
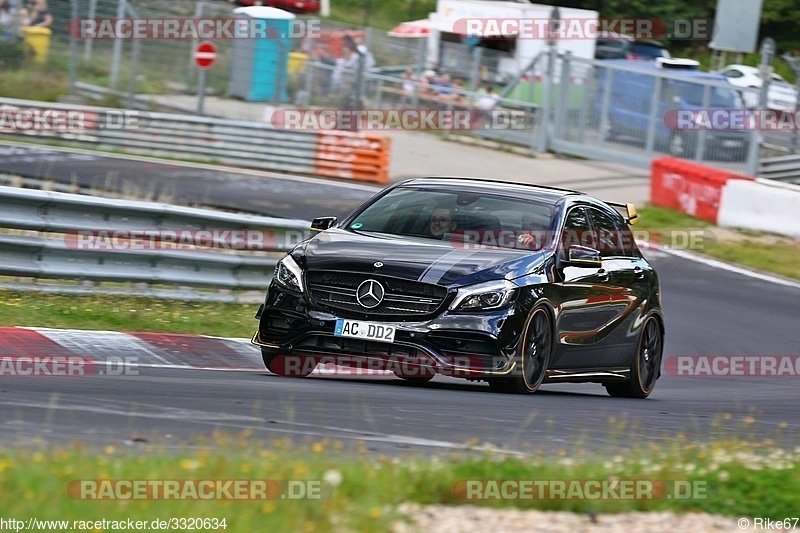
1, 240, 798, 455
0, 143, 377, 219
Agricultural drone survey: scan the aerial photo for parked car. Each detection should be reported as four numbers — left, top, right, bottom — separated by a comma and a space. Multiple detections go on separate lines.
717, 64, 798, 112
231, 0, 320, 14
595, 32, 671, 61
596, 58, 750, 160
253, 177, 665, 397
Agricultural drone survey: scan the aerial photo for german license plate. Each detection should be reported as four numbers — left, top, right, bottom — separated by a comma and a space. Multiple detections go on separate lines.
334, 319, 396, 343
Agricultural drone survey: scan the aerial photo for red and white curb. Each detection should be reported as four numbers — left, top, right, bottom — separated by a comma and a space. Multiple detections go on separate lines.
0, 327, 393, 377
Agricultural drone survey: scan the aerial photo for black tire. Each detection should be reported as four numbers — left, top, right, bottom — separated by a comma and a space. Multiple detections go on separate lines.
262, 348, 316, 378
605, 316, 663, 399
488, 307, 552, 395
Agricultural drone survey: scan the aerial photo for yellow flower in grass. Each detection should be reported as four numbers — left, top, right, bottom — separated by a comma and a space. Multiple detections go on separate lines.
180, 459, 200, 470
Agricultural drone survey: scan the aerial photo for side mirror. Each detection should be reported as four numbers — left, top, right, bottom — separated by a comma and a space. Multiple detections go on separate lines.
625, 203, 638, 225
310, 216, 337, 233
566, 245, 601, 267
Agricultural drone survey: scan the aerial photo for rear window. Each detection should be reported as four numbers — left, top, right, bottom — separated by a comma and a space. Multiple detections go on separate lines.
629, 42, 670, 59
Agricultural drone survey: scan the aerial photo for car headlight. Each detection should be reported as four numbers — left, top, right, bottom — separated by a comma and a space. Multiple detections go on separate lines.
449, 280, 518, 311
274, 255, 304, 293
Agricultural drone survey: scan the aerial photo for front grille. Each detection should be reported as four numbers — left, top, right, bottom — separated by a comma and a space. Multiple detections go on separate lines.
307, 270, 447, 316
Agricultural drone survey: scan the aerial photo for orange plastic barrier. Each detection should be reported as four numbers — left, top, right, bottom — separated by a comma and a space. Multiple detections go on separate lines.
314, 132, 390, 184
650, 157, 753, 223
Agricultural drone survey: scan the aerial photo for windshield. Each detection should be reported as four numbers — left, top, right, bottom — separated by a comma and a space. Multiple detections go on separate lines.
676, 82, 744, 108
347, 187, 556, 250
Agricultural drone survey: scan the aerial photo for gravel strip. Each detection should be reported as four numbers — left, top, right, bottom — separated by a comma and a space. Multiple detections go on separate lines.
393, 504, 745, 532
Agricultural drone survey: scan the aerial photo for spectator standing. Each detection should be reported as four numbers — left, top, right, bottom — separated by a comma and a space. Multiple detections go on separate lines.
27, 0, 51, 27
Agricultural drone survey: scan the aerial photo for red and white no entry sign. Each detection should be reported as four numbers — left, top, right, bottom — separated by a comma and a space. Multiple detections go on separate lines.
194, 41, 217, 70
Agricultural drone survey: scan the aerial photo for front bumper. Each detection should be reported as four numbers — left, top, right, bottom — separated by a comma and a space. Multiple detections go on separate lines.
252, 286, 528, 378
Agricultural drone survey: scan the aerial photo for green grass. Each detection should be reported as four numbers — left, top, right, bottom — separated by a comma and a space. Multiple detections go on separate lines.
0, 437, 798, 527
0, 291, 256, 338
636, 206, 800, 281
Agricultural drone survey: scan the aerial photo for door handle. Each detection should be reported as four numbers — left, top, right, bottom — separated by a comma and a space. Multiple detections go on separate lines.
597, 268, 609, 282
633, 266, 645, 279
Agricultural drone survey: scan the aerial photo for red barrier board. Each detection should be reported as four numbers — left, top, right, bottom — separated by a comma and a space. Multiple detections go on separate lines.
650, 157, 753, 223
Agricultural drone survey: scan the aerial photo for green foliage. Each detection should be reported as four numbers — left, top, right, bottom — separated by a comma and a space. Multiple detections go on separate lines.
0, 37, 34, 70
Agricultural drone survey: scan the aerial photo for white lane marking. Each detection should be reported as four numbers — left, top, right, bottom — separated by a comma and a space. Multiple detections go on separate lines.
643, 243, 800, 290
0, 398, 263, 422
0, 139, 378, 191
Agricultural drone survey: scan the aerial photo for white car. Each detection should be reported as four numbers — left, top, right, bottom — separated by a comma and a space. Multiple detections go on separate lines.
718, 64, 798, 111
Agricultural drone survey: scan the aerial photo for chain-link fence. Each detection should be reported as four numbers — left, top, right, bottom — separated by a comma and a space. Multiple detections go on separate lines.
1, 0, 785, 178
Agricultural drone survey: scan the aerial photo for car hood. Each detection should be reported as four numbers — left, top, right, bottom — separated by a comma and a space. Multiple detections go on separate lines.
299, 228, 545, 287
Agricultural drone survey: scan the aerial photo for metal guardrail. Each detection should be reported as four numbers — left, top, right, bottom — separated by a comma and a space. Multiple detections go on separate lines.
758, 155, 800, 184
0, 185, 310, 291
0, 97, 390, 184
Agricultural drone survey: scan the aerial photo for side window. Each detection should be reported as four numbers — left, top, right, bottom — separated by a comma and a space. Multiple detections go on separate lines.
588, 208, 624, 258
561, 207, 595, 251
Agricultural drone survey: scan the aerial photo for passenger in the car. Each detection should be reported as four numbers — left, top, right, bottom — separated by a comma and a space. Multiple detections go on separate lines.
517, 215, 548, 249
427, 207, 458, 239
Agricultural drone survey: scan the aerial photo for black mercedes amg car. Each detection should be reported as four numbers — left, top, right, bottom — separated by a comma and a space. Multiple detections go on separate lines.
253, 177, 665, 397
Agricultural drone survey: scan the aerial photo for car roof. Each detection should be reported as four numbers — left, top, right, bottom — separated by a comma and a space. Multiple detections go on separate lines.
722, 64, 757, 73
397, 176, 584, 203
602, 59, 726, 81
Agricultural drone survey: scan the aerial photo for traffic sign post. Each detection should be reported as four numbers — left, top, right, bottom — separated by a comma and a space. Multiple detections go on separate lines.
194, 41, 217, 116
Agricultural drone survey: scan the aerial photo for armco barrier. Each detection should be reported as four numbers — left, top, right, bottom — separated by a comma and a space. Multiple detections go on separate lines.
718, 179, 800, 240
651, 157, 754, 224
0, 98, 390, 185
0, 185, 311, 291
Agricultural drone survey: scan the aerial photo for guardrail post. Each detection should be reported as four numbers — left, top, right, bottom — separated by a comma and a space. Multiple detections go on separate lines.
597, 66, 613, 148
84, 0, 97, 62
694, 84, 711, 163
644, 76, 662, 157
553, 51, 571, 141
109, 0, 127, 90
69, 0, 79, 96
537, 46, 557, 153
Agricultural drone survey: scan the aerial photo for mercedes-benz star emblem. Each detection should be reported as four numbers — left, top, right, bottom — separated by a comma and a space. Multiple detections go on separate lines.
374, 262, 383, 268
356, 279, 385, 309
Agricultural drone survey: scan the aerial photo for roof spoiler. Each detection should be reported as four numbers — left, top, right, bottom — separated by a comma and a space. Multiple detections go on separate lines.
607, 202, 639, 225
